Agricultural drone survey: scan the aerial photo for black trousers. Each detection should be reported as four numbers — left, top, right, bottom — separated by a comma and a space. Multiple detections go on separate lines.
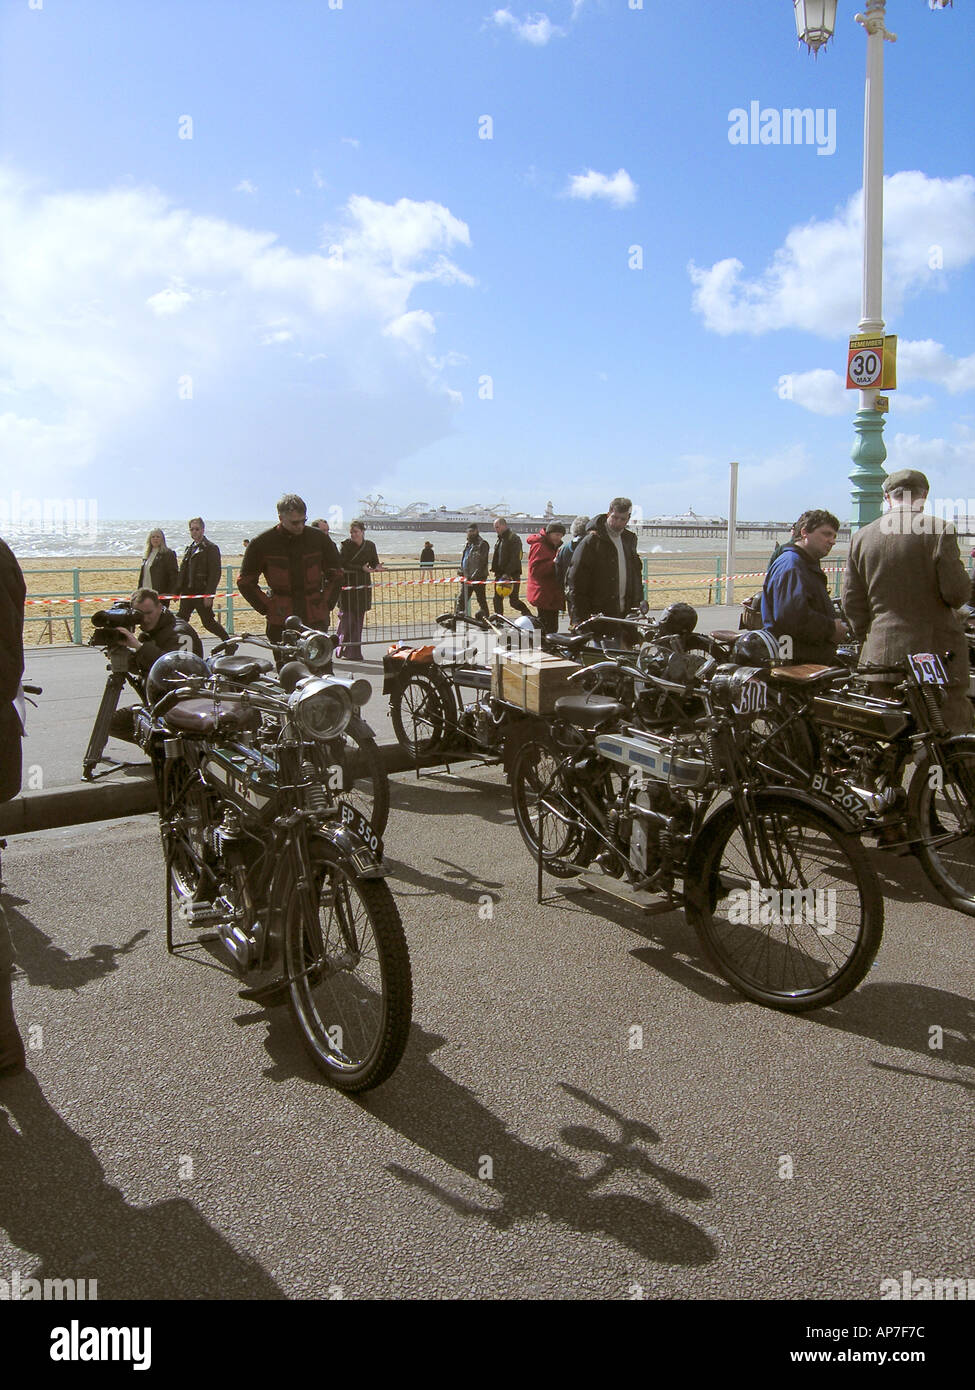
492, 580, 532, 618
456, 581, 489, 619
178, 597, 229, 641
535, 609, 559, 635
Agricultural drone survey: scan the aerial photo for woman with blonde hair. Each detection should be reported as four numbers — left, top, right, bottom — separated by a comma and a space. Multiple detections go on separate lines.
139, 528, 179, 606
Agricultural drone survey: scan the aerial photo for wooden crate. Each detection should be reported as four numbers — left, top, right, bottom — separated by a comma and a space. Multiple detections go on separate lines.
491, 650, 582, 713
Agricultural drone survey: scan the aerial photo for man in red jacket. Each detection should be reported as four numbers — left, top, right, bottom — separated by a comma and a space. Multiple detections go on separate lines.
526, 522, 566, 635
238, 494, 342, 642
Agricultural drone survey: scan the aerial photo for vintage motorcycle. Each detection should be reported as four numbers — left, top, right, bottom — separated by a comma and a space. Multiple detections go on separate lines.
508, 641, 884, 1012
133, 635, 411, 1093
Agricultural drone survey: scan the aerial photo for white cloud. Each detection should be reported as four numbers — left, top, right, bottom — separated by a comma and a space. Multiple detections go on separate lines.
898, 338, 975, 394
689, 172, 975, 337
491, 9, 565, 44
341, 138, 360, 150
0, 170, 473, 494
312, 170, 326, 189
566, 168, 637, 209
885, 429, 975, 485
781, 368, 848, 416
235, 179, 257, 195
383, 310, 436, 351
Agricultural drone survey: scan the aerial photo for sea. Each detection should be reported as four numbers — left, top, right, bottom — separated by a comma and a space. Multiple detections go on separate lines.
5, 518, 793, 563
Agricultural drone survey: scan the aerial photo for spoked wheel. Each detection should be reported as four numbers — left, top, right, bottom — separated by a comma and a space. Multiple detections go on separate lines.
284, 854, 412, 1092
509, 734, 595, 877
909, 738, 975, 917
687, 793, 883, 1011
159, 761, 220, 902
321, 730, 389, 836
390, 672, 448, 755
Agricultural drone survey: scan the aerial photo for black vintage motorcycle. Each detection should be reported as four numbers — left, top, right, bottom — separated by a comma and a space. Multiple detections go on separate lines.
509, 643, 884, 1012
133, 636, 411, 1093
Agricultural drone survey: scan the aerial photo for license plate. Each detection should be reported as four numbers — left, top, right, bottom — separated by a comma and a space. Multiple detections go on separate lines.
908, 652, 948, 686
338, 801, 382, 856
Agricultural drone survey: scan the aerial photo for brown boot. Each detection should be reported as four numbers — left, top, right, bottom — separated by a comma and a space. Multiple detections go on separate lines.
0, 969, 26, 1077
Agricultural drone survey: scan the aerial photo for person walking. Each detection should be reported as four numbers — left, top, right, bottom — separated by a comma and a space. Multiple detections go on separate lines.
238, 494, 342, 643
419, 542, 435, 568
139, 528, 179, 607
336, 520, 383, 661
843, 469, 973, 733
491, 517, 531, 618
526, 522, 566, 635
0, 536, 27, 1075
761, 509, 846, 664
566, 498, 643, 624
455, 524, 490, 621
177, 518, 229, 641
555, 516, 589, 625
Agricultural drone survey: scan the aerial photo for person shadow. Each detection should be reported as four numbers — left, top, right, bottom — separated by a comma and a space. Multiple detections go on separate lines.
0, 1071, 284, 1299
2, 893, 149, 992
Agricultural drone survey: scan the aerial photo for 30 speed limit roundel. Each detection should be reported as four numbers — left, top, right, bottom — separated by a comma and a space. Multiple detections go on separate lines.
847, 336, 884, 390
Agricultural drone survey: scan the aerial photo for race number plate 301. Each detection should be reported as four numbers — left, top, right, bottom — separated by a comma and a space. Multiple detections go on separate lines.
339, 801, 383, 857
908, 652, 948, 687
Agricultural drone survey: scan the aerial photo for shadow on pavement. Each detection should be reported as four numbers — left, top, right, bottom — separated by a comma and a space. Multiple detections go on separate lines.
0, 1072, 284, 1299
4, 891, 149, 992
384, 856, 503, 906
363, 1020, 716, 1269
808, 981, 975, 1067
389, 774, 514, 827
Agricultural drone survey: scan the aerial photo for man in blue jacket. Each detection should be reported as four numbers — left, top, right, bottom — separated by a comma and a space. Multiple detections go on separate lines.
762, 508, 847, 664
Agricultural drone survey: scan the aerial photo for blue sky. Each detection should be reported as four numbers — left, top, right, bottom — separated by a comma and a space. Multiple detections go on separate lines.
1, 0, 972, 526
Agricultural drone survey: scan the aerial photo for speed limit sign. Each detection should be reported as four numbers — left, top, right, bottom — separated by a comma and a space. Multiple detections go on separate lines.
847, 335, 884, 389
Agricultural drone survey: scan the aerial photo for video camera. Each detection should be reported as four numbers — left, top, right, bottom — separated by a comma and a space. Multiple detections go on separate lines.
89, 601, 141, 649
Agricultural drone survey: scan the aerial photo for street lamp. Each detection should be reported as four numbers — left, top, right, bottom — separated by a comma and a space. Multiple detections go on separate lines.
793, 0, 953, 528
793, 0, 839, 52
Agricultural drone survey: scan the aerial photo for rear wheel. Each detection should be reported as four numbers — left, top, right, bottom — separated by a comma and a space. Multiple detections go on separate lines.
284, 852, 412, 1092
687, 794, 883, 1011
909, 739, 975, 917
159, 760, 220, 902
390, 672, 449, 755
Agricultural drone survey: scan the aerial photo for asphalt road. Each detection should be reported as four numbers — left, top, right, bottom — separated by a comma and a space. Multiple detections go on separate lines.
1, 762, 972, 1301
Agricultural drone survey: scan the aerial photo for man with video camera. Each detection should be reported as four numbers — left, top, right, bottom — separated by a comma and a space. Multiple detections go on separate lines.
116, 587, 203, 678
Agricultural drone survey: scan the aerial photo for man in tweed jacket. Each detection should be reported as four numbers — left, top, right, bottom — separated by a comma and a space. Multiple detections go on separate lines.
843, 469, 972, 733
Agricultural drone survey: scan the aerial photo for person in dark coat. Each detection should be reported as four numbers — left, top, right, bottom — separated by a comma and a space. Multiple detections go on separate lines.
491, 518, 532, 617
0, 536, 27, 1075
238, 494, 342, 644
139, 529, 179, 607
761, 508, 847, 665
177, 518, 229, 641
566, 499, 643, 624
844, 469, 973, 732
419, 542, 435, 568
555, 516, 589, 625
336, 520, 383, 661
455, 524, 490, 620
526, 523, 566, 635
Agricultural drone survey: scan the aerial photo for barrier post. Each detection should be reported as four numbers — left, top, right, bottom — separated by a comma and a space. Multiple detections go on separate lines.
225, 564, 235, 635
72, 568, 82, 644
714, 557, 723, 606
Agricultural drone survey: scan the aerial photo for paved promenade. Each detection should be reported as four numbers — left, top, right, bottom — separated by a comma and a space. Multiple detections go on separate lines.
1, 616, 973, 1300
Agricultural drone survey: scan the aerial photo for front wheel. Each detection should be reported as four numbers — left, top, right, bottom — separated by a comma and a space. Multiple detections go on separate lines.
509, 731, 596, 877
686, 794, 883, 1011
284, 851, 412, 1092
908, 737, 975, 917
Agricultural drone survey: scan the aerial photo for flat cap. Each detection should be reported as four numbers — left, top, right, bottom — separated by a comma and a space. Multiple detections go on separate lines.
883, 468, 929, 495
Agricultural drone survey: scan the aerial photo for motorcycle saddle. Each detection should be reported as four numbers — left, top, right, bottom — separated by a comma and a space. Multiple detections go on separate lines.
162, 698, 255, 734
209, 656, 272, 683
553, 695, 625, 728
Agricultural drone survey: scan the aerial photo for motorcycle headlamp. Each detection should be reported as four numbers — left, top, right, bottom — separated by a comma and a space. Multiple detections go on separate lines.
288, 679, 352, 740
295, 630, 334, 671
709, 663, 767, 713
